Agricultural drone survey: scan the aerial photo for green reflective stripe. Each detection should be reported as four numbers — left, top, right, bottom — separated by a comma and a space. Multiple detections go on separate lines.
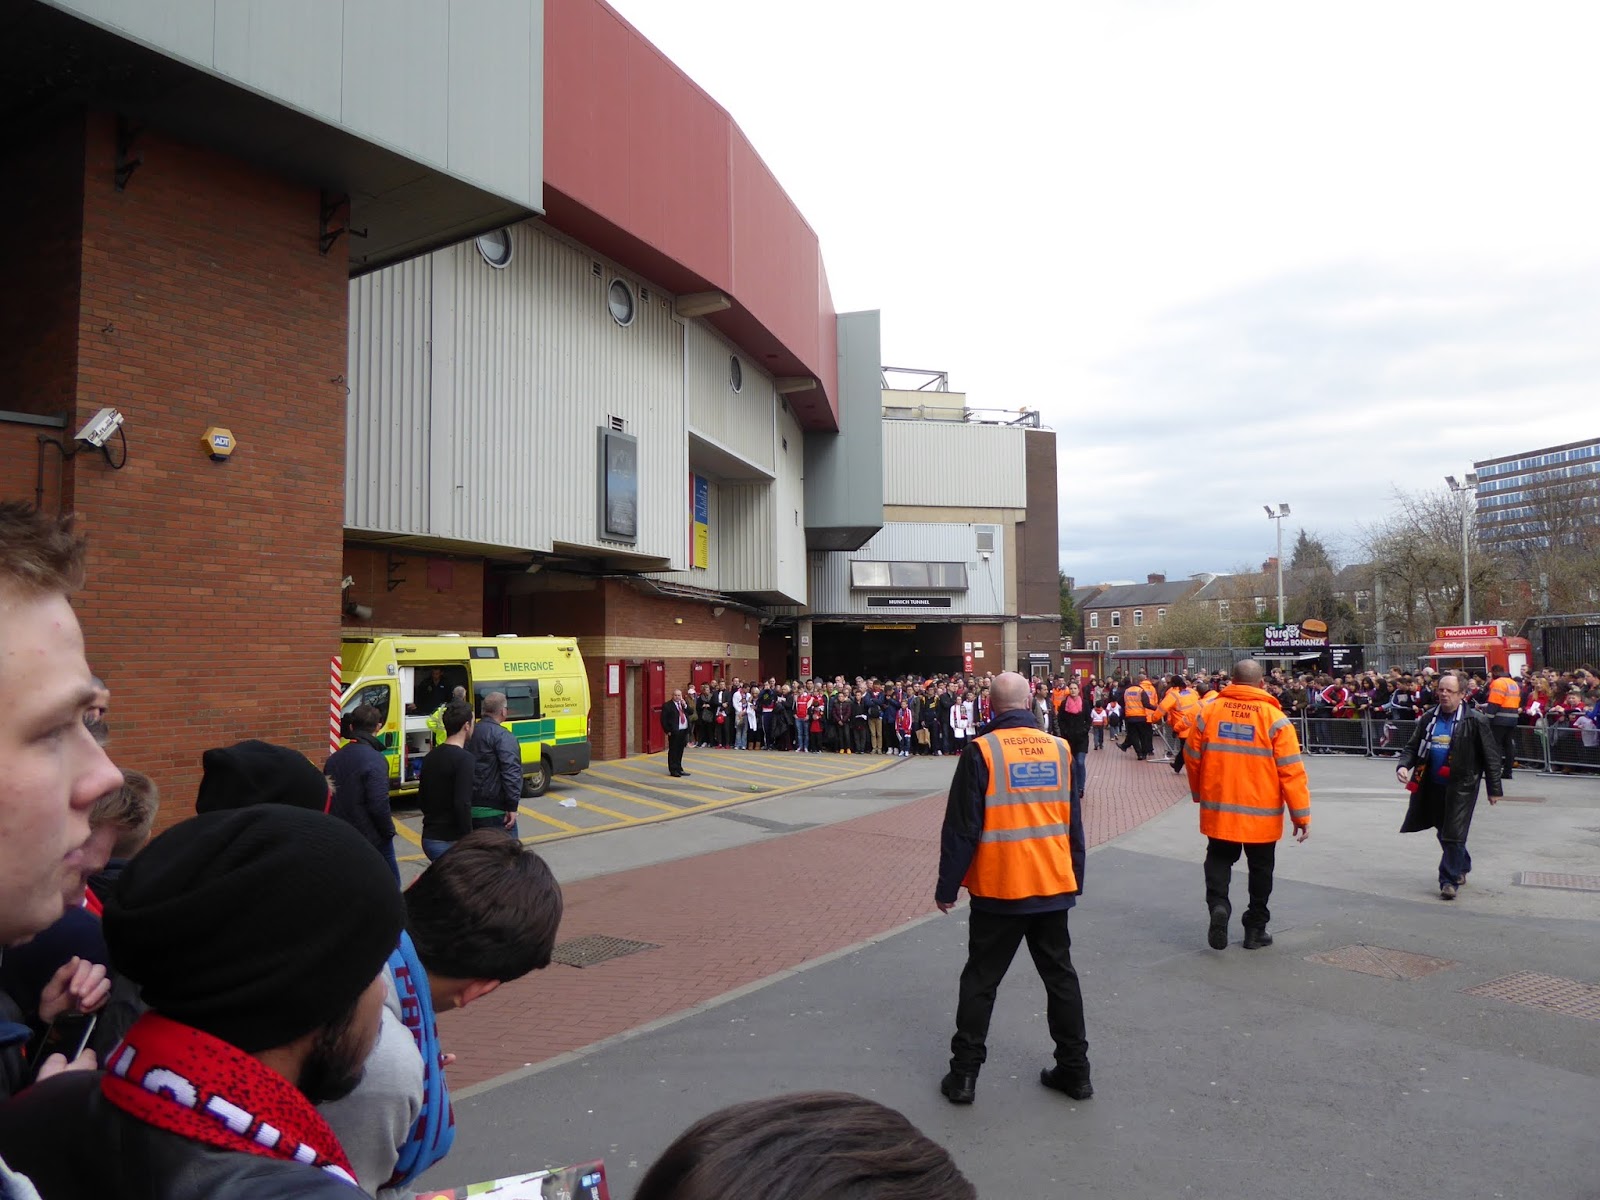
1276, 753, 1304, 767
552, 735, 588, 745
979, 822, 1070, 844
1267, 718, 1291, 737
1200, 800, 1284, 818
1206, 742, 1275, 758
469, 805, 505, 819
1289, 806, 1312, 820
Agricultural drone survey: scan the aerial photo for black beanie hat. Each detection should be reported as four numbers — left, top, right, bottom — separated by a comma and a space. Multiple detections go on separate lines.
104, 806, 403, 1052
195, 740, 331, 815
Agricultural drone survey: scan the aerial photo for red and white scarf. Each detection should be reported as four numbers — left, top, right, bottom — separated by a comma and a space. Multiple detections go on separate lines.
102, 1012, 358, 1187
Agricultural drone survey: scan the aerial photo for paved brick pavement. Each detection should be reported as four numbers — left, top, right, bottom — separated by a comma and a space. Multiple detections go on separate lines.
438, 743, 1189, 1089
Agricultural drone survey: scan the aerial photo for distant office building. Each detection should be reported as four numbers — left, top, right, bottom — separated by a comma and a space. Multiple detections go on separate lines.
1473, 436, 1600, 552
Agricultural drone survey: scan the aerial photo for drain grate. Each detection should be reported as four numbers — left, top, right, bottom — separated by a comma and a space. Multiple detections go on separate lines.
1304, 944, 1458, 981
550, 935, 661, 969
1513, 872, 1600, 892
1463, 971, 1600, 1021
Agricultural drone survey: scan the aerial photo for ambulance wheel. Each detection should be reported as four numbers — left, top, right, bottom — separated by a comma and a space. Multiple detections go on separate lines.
522, 759, 551, 798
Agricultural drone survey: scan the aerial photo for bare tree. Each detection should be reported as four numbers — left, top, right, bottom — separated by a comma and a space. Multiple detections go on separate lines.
1154, 599, 1228, 648
1362, 487, 1502, 640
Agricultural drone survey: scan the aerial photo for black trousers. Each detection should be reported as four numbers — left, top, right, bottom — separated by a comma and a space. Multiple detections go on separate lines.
1123, 718, 1152, 758
1493, 722, 1517, 776
950, 907, 1089, 1077
1204, 838, 1276, 929
666, 730, 688, 775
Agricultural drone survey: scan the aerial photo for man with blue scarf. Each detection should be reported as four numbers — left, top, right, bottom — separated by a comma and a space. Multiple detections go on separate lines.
321, 833, 564, 1194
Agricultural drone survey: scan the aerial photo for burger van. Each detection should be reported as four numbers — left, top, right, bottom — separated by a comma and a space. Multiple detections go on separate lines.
338, 634, 590, 798
1419, 624, 1532, 678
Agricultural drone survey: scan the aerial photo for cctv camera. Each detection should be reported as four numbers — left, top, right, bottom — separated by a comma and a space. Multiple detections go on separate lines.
344, 601, 374, 621
75, 407, 125, 449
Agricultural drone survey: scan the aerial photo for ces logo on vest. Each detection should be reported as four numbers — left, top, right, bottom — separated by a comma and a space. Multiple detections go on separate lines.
1008, 760, 1062, 790
1218, 721, 1257, 743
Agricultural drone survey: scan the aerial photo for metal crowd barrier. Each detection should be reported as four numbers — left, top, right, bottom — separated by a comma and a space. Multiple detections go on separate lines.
1285, 712, 1595, 775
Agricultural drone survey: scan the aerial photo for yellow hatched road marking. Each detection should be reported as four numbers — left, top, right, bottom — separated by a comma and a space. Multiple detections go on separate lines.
561, 779, 680, 813
394, 822, 422, 847
680, 755, 830, 785
570, 798, 629, 822
517, 806, 581, 832
593, 759, 739, 797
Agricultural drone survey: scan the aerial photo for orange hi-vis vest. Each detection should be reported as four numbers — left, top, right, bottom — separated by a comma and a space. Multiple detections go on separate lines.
1124, 683, 1155, 721
1162, 688, 1202, 738
1486, 676, 1522, 720
1184, 684, 1311, 843
963, 727, 1077, 901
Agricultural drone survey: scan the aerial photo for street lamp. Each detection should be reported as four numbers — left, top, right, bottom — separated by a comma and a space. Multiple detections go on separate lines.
1445, 473, 1478, 624
1264, 503, 1290, 623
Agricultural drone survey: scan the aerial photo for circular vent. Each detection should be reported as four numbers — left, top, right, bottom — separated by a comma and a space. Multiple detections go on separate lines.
475, 228, 513, 269
607, 279, 636, 327
730, 355, 743, 393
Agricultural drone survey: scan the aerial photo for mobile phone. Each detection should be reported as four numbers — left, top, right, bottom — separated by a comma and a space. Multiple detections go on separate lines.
31, 1012, 97, 1080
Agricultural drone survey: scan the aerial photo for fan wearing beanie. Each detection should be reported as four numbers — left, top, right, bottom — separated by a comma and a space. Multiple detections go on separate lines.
194, 739, 333, 814
0, 805, 403, 1199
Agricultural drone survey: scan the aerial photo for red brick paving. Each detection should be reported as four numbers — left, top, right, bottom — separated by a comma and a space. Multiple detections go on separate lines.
438, 745, 1189, 1088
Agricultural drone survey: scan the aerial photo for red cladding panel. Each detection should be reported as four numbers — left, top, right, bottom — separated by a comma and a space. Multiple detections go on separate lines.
544, 0, 838, 426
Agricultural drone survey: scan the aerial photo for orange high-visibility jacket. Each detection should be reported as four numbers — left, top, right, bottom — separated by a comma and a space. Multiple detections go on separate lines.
1486, 677, 1522, 717
963, 726, 1077, 901
1124, 682, 1156, 721
1184, 684, 1311, 843
1162, 688, 1202, 739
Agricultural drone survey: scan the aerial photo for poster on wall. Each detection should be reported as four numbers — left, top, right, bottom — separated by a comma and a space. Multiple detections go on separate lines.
690, 473, 709, 569
598, 429, 638, 543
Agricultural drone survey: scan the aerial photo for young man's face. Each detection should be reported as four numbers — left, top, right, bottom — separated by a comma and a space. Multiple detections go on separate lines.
1, 590, 122, 944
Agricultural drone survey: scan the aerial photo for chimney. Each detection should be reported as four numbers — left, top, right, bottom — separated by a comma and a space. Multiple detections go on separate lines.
1262, 557, 1278, 574
1147, 573, 1165, 585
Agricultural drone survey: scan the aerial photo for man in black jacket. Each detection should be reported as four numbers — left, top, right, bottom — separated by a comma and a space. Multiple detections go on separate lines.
468, 692, 523, 833
0, 805, 404, 1199
1396, 672, 1502, 900
325, 703, 397, 881
661, 688, 692, 777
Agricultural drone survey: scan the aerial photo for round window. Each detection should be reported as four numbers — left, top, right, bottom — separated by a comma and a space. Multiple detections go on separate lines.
730, 355, 743, 393
607, 279, 636, 327
475, 228, 513, 269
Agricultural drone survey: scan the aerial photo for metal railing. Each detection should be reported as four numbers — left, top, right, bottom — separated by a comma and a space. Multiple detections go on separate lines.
1289, 711, 1596, 774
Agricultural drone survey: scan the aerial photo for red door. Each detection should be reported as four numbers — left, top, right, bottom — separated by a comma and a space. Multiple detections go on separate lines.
690, 660, 714, 688
645, 661, 666, 754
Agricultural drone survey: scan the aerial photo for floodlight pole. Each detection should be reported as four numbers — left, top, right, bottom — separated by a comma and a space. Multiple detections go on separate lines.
1265, 503, 1290, 624
1445, 475, 1478, 625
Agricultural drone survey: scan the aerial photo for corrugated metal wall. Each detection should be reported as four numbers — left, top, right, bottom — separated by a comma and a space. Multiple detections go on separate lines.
347, 254, 432, 534
347, 222, 686, 560
772, 401, 807, 598
883, 423, 1027, 508
684, 320, 774, 473
807, 522, 1008, 615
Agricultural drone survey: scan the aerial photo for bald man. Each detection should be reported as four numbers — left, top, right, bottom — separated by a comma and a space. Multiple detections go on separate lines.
935, 672, 1091, 1106
1184, 659, 1311, 950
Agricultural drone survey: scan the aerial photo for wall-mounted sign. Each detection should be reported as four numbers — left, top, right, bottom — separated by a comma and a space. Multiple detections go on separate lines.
690, 473, 709, 569
799, 656, 811, 677
598, 429, 638, 544
868, 596, 952, 608
606, 663, 621, 696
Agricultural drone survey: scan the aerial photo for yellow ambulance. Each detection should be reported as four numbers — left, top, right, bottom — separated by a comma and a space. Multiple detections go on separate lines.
338, 634, 590, 798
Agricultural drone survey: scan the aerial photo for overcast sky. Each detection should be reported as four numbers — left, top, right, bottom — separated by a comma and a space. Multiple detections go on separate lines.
608, 0, 1600, 583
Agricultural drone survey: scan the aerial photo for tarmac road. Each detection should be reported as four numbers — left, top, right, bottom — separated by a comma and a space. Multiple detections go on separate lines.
417, 753, 1600, 1199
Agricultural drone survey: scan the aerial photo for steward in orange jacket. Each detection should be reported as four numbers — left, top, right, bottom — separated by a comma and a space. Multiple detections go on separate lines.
1184, 660, 1310, 951
935, 673, 1091, 1105
1118, 677, 1159, 760
1484, 668, 1523, 780
1161, 680, 1203, 774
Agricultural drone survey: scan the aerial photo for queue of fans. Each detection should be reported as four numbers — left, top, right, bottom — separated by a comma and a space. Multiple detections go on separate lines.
0, 503, 974, 1200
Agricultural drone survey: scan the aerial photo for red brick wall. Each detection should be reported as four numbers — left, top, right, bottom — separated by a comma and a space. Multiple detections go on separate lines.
67, 115, 349, 829
500, 575, 760, 760
340, 544, 484, 635
0, 418, 69, 514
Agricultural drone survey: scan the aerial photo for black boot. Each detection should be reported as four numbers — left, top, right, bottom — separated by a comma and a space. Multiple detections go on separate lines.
939, 1070, 977, 1105
1242, 925, 1273, 950
1040, 1066, 1093, 1100
1207, 904, 1229, 950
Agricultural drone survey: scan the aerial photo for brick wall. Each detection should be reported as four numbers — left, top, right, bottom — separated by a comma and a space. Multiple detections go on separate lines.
959, 623, 1002, 671
340, 544, 484, 636
501, 575, 761, 760
67, 115, 349, 828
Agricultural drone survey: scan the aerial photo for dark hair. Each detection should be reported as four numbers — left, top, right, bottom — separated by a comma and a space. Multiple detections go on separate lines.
441, 699, 474, 736
349, 704, 383, 735
0, 502, 86, 598
404, 832, 563, 982
634, 1091, 974, 1200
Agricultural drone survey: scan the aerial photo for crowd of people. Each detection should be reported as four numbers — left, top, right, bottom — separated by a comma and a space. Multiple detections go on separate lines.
0, 503, 974, 1200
